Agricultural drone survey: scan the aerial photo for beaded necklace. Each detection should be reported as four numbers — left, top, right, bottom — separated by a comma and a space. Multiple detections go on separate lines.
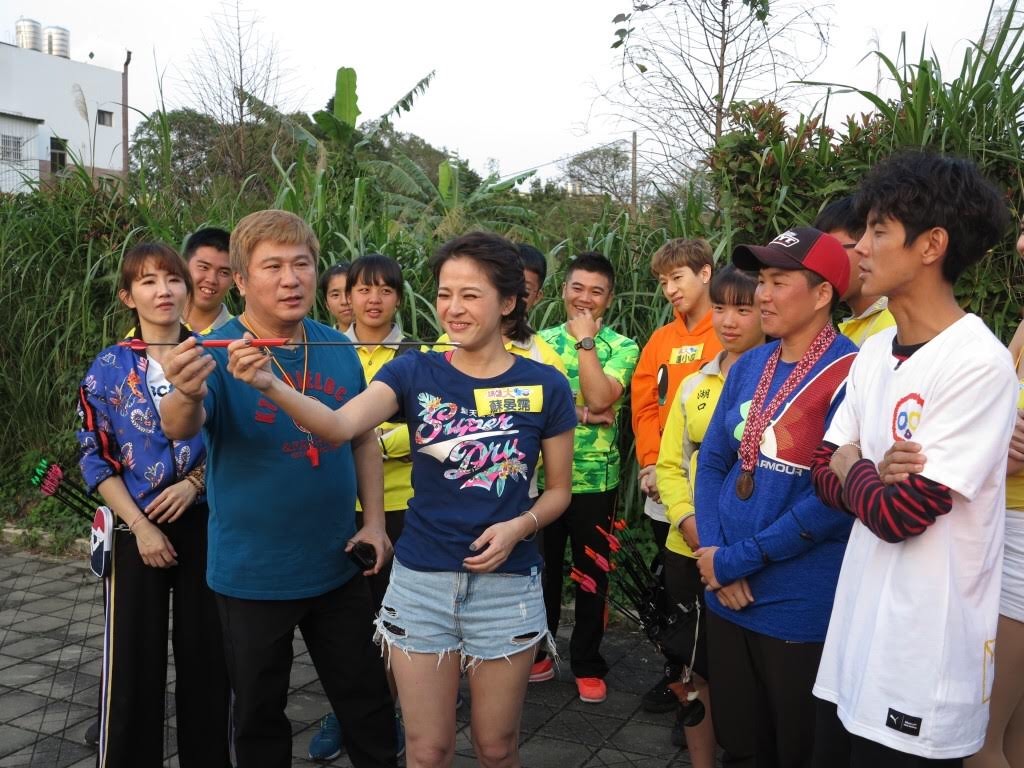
735, 323, 836, 499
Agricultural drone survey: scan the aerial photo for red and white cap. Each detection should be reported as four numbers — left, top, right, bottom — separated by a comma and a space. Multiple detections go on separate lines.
732, 226, 850, 297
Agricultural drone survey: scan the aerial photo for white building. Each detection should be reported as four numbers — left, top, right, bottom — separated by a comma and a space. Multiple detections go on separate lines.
0, 24, 123, 193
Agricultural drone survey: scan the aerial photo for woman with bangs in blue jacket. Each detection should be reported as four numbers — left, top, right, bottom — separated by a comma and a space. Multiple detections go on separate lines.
77, 242, 231, 768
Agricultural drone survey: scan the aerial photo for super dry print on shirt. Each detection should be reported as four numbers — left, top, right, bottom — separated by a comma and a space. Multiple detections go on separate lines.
413, 385, 543, 496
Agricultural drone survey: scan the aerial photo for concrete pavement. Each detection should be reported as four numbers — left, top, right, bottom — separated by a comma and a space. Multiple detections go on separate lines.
0, 546, 694, 767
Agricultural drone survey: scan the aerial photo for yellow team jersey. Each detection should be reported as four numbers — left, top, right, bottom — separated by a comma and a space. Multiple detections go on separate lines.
347, 325, 414, 513
190, 305, 233, 336
655, 354, 726, 557
430, 332, 567, 376
837, 298, 896, 347
1007, 374, 1024, 511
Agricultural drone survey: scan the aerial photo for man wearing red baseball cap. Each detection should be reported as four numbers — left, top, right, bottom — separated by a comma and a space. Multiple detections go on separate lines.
692, 226, 858, 767
734, 225, 851, 302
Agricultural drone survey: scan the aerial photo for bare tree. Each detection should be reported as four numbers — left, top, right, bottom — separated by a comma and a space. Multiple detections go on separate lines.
182, 0, 290, 182
560, 142, 636, 206
603, 0, 833, 190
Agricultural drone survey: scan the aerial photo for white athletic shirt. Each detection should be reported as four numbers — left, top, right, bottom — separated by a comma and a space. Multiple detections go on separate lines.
814, 315, 1017, 759
146, 357, 173, 411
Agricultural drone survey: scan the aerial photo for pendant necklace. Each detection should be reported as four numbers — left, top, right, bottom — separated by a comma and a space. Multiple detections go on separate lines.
239, 315, 319, 468
735, 324, 836, 500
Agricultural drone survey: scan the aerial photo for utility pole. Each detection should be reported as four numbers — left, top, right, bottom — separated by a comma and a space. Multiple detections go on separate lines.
121, 50, 132, 181
631, 131, 638, 217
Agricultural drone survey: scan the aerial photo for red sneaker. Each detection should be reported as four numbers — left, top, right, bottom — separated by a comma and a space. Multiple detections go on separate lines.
576, 676, 607, 703
529, 658, 554, 683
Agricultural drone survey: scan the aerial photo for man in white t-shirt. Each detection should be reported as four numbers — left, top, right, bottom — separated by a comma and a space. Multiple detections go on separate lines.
810, 151, 1017, 767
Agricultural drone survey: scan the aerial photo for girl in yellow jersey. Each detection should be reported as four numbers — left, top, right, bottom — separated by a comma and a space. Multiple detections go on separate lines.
342, 254, 414, 596
308, 253, 413, 761
655, 265, 765, 764
320, 261, 354, 333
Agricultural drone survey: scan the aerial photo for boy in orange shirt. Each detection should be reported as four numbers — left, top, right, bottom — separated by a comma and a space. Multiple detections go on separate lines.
631, 238, 722, 711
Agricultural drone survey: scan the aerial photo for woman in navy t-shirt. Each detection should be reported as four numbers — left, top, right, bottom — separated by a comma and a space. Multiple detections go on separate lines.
229, 231, 576, 768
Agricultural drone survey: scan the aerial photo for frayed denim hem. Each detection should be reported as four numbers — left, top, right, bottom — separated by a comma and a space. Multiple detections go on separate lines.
373, 619, 557, 674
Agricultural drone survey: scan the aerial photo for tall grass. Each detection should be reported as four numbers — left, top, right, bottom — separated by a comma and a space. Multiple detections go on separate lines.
0, 145, 702, 542
3, 0, 1024, 542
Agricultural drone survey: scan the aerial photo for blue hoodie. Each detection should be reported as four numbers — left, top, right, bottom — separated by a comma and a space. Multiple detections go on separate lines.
694, 334, 857, 642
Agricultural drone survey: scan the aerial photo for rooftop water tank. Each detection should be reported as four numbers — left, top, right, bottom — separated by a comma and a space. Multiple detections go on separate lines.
15, 18, 43, 51
44, 26, 70, 59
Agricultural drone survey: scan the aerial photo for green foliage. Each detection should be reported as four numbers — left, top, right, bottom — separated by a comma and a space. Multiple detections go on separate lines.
710, 100, 853, 245
333, 67, 361, 131
0, 177, 134, 462
359, 124, 482, 192
741, 0, 771, 22
6, 7, 1024, 546
562, 143, 634, 206
130, 105, 313, 208
131, 108, 221, 194
712, 0, 1024, 340
365, 71, 437, 140
368, 154, 537, 240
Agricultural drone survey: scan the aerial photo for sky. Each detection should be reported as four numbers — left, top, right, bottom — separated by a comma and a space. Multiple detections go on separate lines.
1, 0, 999, 181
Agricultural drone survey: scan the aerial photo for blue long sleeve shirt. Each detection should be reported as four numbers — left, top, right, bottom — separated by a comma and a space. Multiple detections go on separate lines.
694, 336, 857, 642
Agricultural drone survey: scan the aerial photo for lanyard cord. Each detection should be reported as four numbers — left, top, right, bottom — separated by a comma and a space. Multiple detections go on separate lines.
238, 314, 308, 395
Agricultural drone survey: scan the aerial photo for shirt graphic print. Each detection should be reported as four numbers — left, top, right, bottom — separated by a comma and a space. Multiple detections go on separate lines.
414, 390, 533, 497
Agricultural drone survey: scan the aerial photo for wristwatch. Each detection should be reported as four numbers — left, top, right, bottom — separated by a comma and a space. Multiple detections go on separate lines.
574, 336, 596, 351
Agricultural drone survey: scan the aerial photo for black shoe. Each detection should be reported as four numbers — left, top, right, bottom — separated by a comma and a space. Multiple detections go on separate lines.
642, 675, 679, 713
83, 719, 99, 748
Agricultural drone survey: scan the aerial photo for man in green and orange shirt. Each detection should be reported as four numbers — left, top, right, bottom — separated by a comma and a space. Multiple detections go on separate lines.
533, 252, 639, 705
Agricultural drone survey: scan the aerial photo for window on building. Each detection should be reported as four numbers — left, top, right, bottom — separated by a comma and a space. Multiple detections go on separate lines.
1, 135, 22, 162
97, 110, 113, 127
50, 138, 67, 171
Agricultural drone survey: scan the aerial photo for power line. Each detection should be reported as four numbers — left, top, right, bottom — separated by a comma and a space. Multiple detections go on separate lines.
499, 137, 631, 183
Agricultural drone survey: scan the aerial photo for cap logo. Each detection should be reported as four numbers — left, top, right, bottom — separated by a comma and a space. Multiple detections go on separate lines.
771, 231, 801, 248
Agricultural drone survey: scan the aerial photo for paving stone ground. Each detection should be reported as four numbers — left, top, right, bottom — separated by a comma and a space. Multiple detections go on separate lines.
0, 546, 695, 767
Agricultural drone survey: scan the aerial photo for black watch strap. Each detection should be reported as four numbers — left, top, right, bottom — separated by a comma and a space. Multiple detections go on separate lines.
574, 336, 596, 351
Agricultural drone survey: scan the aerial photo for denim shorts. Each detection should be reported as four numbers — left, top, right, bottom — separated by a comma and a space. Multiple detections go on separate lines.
374, 558, 553, 666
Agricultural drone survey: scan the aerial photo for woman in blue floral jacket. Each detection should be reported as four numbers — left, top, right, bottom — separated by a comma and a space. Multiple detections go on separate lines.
77, 243, 230, 768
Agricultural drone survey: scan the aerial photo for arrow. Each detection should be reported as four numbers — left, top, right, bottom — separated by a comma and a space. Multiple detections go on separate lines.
569, 567, 598, 594
118, 338, 458, 351
28, 459, 97, 521
595, 524, 622, 553
583, 545, 614, 573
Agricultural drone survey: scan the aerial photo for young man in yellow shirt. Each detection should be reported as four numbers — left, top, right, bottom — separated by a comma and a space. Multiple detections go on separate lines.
814, 198, 895, 346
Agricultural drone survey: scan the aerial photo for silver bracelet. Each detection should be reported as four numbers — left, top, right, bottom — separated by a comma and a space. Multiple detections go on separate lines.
521, 510, 540, 541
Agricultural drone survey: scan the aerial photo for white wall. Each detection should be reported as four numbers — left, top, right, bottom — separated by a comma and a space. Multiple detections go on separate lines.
0, 113, 41, 192
0, 42, 123, 178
